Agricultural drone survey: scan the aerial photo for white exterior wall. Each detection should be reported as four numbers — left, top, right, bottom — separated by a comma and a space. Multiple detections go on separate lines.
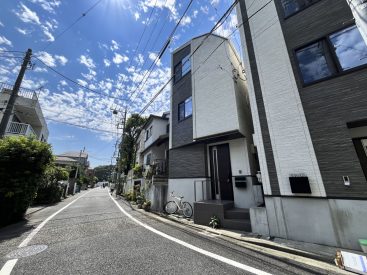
237, 0, 325, 197
167, 178, 210, 207
191, 36, 241, 139
144, 118, 168, 149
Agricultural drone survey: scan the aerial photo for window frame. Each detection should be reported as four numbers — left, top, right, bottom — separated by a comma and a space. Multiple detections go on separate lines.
178, 96, 193, 122
173, 54, 191, 84
281, 0, 322, 20
294, 23, 367, 86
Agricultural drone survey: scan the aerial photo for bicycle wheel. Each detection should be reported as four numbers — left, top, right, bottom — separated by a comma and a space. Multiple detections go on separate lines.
164, 201, 178, 214
182, 202, 193, 218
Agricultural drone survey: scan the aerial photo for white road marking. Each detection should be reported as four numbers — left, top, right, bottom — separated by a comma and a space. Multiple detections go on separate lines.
0, 190, 93, 275
109, 193, 272, 275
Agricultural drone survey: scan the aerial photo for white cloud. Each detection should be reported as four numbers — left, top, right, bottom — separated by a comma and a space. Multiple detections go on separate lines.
110, 40, 120, 51
29, 0, 61, 13
37, 51, 56, 67
55, 55, 68, 66
134, 54, 144, 66
140, 0, 178, 21
103, 59, 111, 67
148, 52, 161, 66
180, 15, 191, 26
77, 79, 88, 86
78, 55, 96, 69
14, 3, 41, 25
215, 13, 237, 37
0, 21, 4, 27
200, 6, 209, 14
15, 27, 30, 35
81, 69, 97, 81
211, 0, 220, 6
112, 53, 129, 65
60, 80, 68, 86
134, 12, 140, 20
0, 36, 12, 46
42, 26, 55, 41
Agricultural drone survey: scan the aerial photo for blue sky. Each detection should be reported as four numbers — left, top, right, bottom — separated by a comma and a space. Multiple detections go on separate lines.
0, 0, 239, 167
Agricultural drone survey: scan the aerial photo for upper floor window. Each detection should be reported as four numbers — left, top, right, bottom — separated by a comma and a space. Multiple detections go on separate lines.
295, 24, 367, 85
145, 126, 153, 141
178, 96, 192, 121
174, 54, 191, 83
281, 0, 320, 18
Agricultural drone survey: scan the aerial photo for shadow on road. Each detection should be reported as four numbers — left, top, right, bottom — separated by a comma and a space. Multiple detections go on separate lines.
0, 219, 35, 242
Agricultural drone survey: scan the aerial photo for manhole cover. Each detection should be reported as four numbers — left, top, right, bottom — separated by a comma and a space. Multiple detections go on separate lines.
6, 245, 48, 259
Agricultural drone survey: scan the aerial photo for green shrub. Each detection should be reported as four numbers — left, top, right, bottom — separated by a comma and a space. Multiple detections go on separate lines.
0, 136, 53, 226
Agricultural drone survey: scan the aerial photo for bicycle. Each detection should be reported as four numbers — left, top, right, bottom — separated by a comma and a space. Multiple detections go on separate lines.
164, 192, 193, 218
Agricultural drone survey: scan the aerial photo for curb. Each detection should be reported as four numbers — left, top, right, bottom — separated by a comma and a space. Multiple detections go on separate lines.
116, 196, 334, 264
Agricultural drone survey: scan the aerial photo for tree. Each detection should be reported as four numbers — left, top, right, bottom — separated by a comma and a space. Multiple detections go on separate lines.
33, 165, 69, 205
118, 114, 147, 174
0, 136, 53, 226
94, 165, 114, 181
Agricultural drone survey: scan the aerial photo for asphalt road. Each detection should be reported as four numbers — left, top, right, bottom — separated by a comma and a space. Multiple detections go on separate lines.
0, 188, 333, 275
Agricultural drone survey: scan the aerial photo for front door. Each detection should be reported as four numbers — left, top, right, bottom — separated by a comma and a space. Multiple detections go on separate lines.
353, 138, 367, 180
209, 144, 234, 201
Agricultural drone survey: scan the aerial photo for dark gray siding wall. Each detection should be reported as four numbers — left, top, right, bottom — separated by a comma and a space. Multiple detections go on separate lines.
275, 0, 367, 198
238, 0, 280, 195
169, 143, 208, 178
171, 45, 193, 148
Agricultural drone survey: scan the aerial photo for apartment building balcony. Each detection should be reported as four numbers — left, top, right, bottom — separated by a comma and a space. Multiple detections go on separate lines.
6, 122, 36, 137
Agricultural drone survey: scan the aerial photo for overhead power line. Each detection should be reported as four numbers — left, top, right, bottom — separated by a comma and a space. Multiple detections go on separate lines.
138, 0, 273, 115
125, 0, 195, 112
138, 0, 240, 114
46, 117, 118, 134
32, 56, 126, 101
40, 0, 105, 51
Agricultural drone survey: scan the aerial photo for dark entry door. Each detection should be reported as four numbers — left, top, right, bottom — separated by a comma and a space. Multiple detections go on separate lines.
353, 138, 367, 180
209, 144, 234, 201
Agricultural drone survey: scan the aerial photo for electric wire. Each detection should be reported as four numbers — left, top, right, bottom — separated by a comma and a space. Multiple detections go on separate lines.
125, 0, 195, 112
138, 0, 273, 114
45, 117, 118, 134
32, 56, 126, 101
40, 0, 105, 51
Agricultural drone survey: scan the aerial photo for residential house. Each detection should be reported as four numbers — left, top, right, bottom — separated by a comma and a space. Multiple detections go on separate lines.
55, 151, 89, 195
125, 113, 170, 211
169, 34, 262, 231
236, 0, 367, 250
0, 84, 48, 141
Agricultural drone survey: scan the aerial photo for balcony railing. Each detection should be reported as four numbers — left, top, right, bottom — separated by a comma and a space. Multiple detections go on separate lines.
0, 82, 38, 100
6, 122, 37, 137
152, 159, 168, 176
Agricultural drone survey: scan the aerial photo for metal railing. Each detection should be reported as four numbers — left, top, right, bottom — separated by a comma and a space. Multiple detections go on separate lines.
0, 82, 38, 100
6, 122, 37, 137
153, 159, 168, 176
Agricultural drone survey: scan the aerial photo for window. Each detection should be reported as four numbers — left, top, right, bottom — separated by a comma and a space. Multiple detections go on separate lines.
146, 153, 151, 165
178, 96, 192, 121
295, 25, 367, 85
174, 54, 191, 83
145, 126, 153, 141
281, 0, 320, 18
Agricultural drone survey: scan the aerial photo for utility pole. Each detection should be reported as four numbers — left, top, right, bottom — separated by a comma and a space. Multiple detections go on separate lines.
0, 49, 32, 138
116, 109, 127, 195
74, 147, 85, 194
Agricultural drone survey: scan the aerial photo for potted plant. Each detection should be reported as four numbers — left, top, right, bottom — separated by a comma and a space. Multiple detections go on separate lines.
142, 200, 151, 211
209, 215, 220, 229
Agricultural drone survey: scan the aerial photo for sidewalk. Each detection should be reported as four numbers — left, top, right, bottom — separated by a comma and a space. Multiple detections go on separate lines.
117, 196, 362, 274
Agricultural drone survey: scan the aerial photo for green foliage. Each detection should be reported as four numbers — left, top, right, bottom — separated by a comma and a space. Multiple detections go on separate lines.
93, 165, 114, 181
209, 215, 220, 229
133, 164, 143, 178
142, 200, 151, 211
33, 165, 69, 205
0, 136, 53, 226
119, 114, 147, 174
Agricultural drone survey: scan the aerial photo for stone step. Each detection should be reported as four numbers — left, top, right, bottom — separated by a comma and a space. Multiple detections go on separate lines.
222, 218, 252, 232
224, 208, 250, 220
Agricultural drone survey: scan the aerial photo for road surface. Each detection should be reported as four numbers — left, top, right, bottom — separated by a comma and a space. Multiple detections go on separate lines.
0, 188, 334, 274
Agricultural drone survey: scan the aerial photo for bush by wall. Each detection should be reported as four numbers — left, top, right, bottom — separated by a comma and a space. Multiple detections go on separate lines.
0, 136, 53, 226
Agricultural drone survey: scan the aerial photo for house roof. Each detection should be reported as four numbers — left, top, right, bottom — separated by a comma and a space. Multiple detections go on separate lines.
55, 156, 78, 163
58, 151, 88, 158
142, 134, 169, 154
142, 114, 169, 130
